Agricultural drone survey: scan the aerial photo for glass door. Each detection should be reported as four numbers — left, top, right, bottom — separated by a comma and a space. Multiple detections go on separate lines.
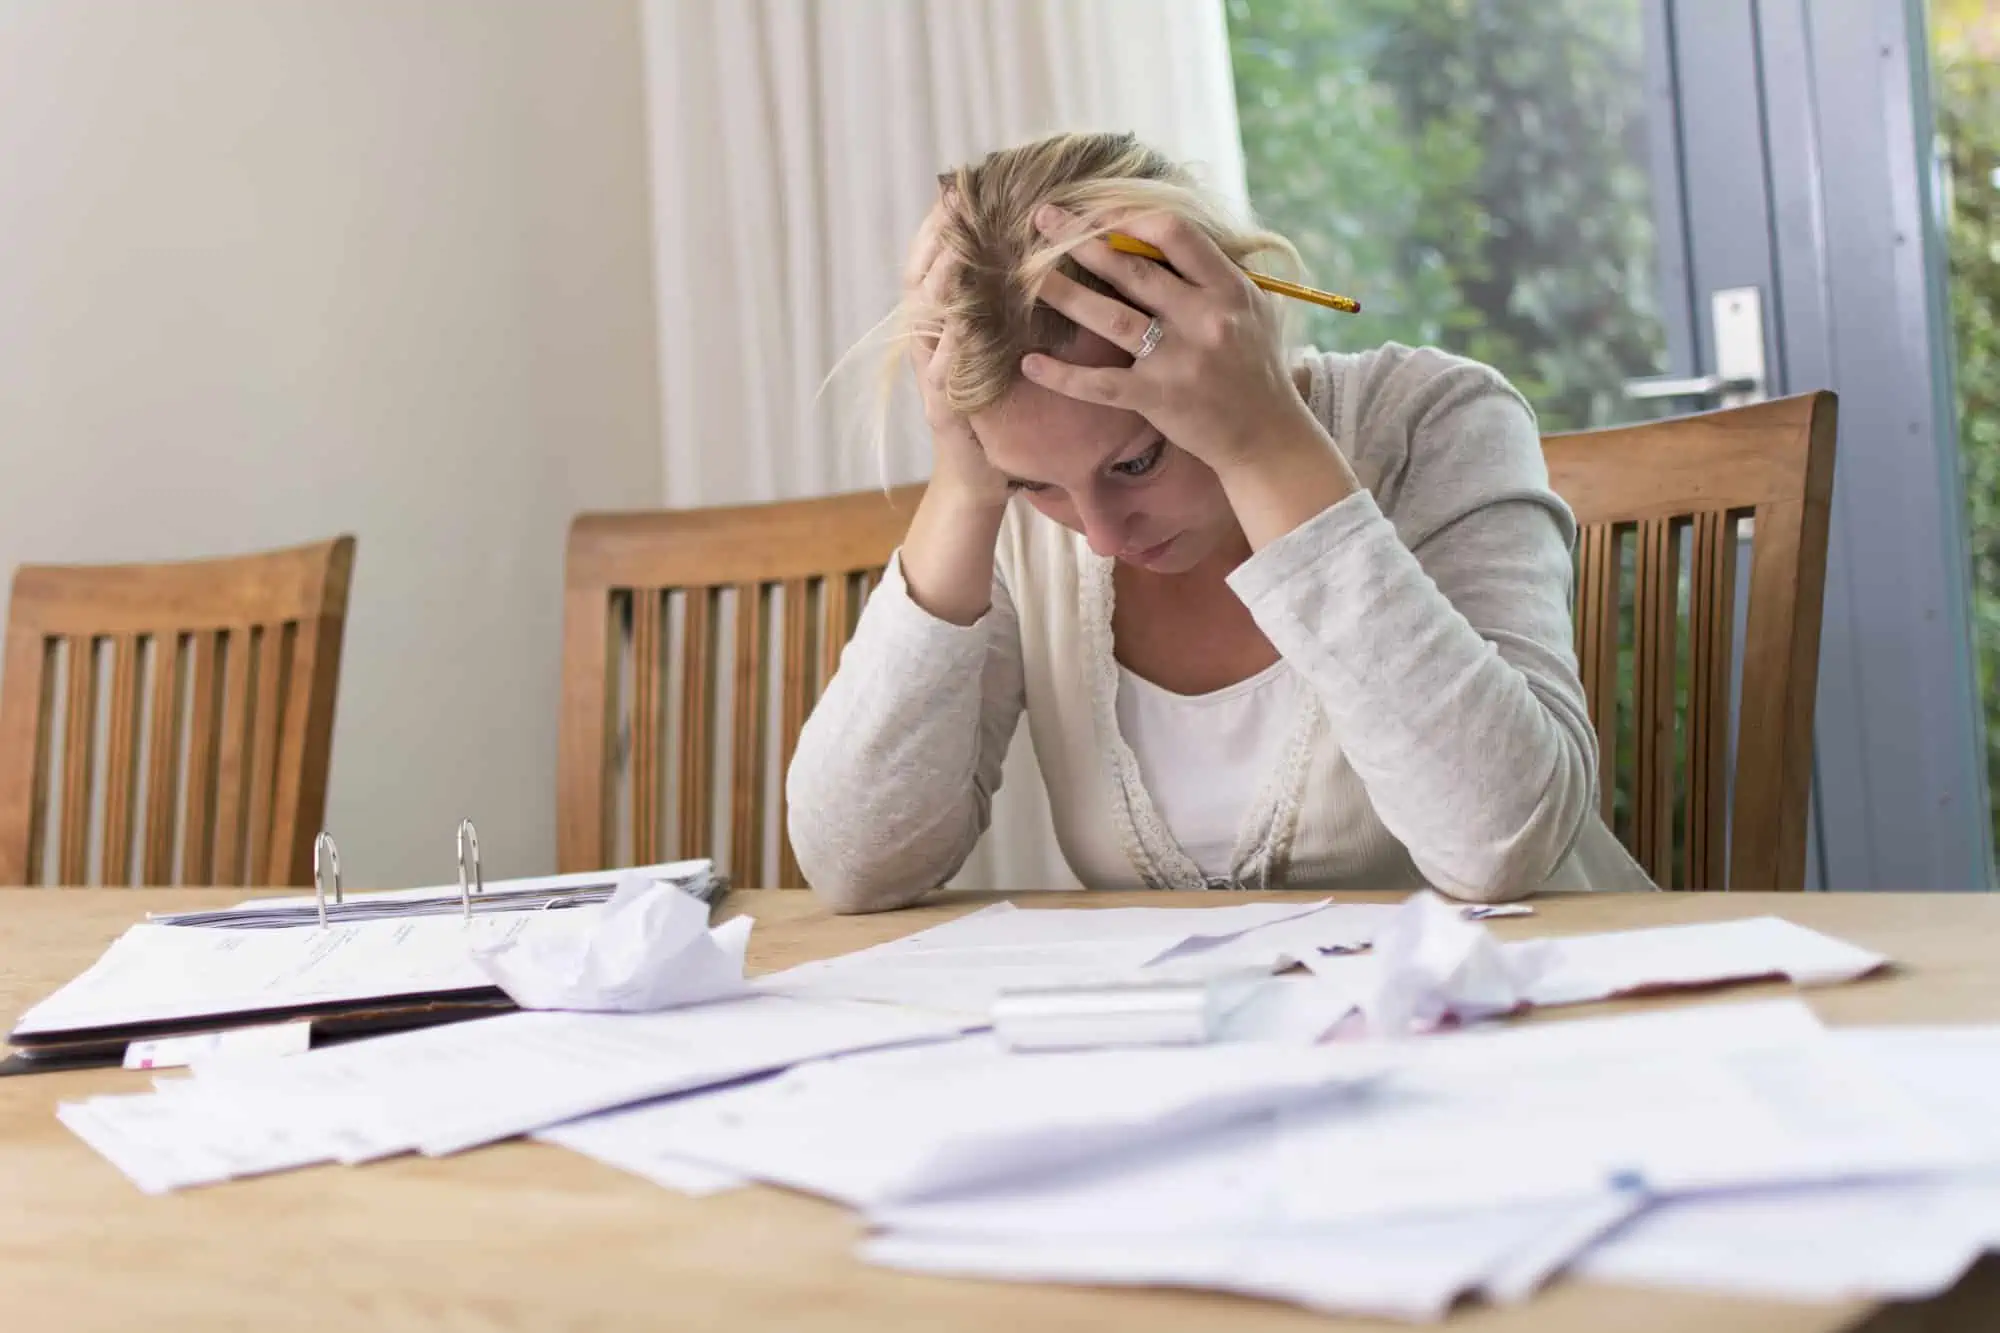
1224, 0, 1994, 890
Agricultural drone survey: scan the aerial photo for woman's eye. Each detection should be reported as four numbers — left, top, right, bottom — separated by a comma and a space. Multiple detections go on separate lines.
1111, 441, 1165, 478
1006, 478, 1050, 494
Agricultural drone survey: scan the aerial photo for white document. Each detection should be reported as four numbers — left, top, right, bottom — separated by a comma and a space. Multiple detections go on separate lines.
1521, 915, 1886, 1005
543, 1033, 1386, 1210
123, 1020, 311, 1070
13, 910, 607, 1036
58, 1084, 343, 1194
760, 900, 1338, 1017
1270, 1003, 1964, 1225
1573, 1024, 2000, 1302
1575, 1174, 2000, 1303
1143, 902, 1397, 974
536, 1102, 750, 1197
885, 900, 1333, 952
58, 995, 972, 1191
473, 873, 751, 1012
865, 1191, 1640, 1324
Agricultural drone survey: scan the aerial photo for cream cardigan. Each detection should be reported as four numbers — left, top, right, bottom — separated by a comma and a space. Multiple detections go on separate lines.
786, 343, 1656, 911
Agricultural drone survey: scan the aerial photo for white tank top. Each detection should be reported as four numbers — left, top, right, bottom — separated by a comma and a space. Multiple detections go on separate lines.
1113, 660, 1305, 878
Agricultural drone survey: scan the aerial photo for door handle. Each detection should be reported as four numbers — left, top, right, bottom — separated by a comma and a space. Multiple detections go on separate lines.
1623, 286, 1767, 408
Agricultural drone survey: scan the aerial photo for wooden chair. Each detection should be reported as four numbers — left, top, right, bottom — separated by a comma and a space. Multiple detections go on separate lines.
1548, 391, 1837, 891
0, 537, 356, 887
567, 391, 1834, 894
559, 489, 924, 885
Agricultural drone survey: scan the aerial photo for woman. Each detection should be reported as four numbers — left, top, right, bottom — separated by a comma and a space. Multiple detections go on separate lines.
786, 130, 1653, 912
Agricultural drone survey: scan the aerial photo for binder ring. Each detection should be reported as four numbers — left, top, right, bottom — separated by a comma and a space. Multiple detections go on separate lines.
313, 832, 342, 928
456, 819, 483, 920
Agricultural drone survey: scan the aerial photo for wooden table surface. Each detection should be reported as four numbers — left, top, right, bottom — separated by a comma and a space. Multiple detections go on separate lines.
3, 886, 1999, 1333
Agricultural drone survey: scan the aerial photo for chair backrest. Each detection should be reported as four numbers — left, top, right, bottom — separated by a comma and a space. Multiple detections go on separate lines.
0, 537, 356, 887
559, 487, 924, 885
1546, 391, 1837, 890
570, 391, 1833, 893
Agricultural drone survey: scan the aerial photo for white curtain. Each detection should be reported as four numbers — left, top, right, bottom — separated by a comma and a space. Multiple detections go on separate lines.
640, 0, 1249, 890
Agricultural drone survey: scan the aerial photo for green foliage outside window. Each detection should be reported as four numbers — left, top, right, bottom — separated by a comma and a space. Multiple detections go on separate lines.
1933, 0, 2000, 855
1224, 0, 1666, 434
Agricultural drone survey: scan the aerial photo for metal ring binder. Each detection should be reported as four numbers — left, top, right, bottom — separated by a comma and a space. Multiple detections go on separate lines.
456, 819, 483, 920
313, 832, 342, 928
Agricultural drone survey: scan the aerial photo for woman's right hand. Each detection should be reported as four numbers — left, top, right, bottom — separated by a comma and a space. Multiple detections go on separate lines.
904, 200, 1011, 510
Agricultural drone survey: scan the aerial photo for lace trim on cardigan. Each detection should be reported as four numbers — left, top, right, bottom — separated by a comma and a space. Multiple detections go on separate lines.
1080, 481, 1327, 891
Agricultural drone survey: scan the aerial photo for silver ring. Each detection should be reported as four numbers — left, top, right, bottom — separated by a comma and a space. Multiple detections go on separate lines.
1134, 317, 1165, 360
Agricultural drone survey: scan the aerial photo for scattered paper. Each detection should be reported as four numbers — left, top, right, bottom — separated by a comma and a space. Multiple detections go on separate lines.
760, 900, 1337, 1018
1572, 1025, 2000, 1303
865, 1191, 1640, 1324
1300, 899, 1891, 1035
546, 1034, 1386, 1210
57, 995, 972, 1191
123, 1021, 311, 1070
473, 872, 751, 1012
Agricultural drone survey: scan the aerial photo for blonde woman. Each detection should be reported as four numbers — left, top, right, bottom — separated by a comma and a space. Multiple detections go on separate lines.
786, 130, 1653, 912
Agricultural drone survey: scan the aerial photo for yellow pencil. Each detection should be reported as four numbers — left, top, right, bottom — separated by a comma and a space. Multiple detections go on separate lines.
1106, 233, 1362, 315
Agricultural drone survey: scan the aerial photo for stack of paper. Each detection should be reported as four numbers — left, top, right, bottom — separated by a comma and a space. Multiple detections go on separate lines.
14, 911, 602, 1038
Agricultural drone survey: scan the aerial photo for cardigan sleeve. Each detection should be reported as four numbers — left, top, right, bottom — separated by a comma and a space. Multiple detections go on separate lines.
1226, 347, 1598, 902
783, 552, 1026, 913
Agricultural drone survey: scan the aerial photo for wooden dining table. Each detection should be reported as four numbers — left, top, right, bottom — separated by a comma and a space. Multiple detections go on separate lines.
3, 885, 1998, 1332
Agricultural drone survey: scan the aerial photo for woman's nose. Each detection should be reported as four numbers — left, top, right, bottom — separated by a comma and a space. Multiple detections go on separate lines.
1074, 496, 1131, 558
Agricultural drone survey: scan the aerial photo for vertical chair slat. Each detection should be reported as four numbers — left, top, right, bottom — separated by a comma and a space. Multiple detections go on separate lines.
1632, 518, 1681, 885
58, 636, 100, 885
677, 588, 717, 860
142, 633, 187, 885
99, 635, 144, 886
1684, 511, 1739, 890
180, 632, 223, 884
728, 582, 770, 887
243, 623, 290, 886
630, 588, 663, 865
210, 630, 253, 886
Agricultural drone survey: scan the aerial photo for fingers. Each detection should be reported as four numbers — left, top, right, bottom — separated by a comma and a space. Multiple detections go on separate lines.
1034, 270, 1157, 358
1089, 209, 1244, 295
1034, 205, 1196, 317
1019, 353, 1133, 409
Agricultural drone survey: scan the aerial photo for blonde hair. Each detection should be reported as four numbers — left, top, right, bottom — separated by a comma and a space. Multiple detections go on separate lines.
840, 130, 1303, 466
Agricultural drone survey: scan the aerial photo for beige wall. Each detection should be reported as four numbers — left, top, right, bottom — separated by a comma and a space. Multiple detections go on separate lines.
0, 1, 663, 883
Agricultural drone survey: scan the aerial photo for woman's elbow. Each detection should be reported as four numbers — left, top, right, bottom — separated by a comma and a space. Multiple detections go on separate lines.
1420, 749, 1595, 903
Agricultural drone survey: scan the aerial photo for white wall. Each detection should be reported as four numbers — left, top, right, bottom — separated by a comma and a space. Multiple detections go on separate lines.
0, 1, 663, 883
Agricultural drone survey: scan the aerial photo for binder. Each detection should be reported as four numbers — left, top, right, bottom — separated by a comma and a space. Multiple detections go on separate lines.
3, 822, 726, 1074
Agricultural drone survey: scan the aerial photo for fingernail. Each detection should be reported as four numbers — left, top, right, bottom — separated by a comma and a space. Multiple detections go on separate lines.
1020, 353, 1045, 378
1034, 205, 1062, 231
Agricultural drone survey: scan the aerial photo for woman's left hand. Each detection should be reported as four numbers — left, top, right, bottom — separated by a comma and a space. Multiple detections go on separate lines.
1021, 206, 1319, 478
